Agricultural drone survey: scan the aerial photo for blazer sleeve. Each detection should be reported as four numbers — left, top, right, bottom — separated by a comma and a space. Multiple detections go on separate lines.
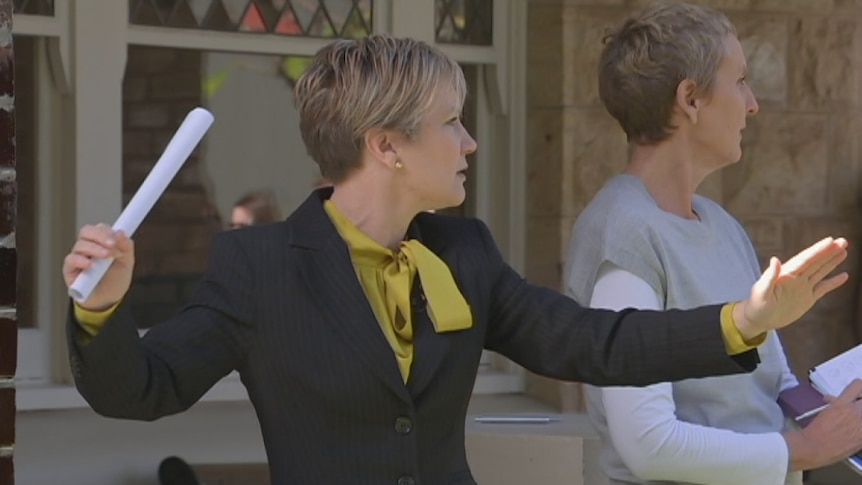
67, 230, 258, 421
477, 219, 760, 386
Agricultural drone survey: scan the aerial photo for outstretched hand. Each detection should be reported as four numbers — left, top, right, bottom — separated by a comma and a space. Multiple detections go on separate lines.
734, 236, 849, 339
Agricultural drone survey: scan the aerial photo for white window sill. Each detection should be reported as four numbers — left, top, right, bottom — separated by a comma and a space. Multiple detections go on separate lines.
17, 369, 522, 412
472, 370, 524, 395
16, 374, 249, 412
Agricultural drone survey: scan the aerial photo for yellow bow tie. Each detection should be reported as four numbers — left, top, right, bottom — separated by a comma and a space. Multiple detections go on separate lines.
387, 239, 473, 333
324, 200, 473, 381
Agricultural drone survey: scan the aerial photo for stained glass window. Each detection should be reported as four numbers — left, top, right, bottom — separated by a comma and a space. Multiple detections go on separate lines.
435, 0, 492, 46
13, 0, 54, 15
129, 0, 373, 38
278, 55, 314, 87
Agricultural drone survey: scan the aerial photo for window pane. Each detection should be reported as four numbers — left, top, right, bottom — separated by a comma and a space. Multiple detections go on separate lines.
128, 0, 373, 38
12, 0, 53, 16
123, 46, 321, 327
435, 0, 492, 46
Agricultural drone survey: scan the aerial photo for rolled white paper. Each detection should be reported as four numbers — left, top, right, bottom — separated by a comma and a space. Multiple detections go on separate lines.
69, 107, 215, 303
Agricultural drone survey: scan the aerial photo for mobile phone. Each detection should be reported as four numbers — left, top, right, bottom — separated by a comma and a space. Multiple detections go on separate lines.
846, 451, 862, 476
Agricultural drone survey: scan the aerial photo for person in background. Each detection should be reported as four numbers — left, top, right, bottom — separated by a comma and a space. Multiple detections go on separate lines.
229, 189, 281, 229
564, 3, 862, 484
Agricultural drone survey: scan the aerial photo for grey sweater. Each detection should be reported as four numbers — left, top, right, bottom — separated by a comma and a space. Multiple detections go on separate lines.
564, 174, 800, 485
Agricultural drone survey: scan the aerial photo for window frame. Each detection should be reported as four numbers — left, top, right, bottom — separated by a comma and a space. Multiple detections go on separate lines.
13, 33, 70, 386
15, 0, 527, 407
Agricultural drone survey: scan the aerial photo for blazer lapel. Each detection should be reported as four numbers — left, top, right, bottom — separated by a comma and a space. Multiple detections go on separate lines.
406, 282, 454, 397
405, 218, 461, 397
291, 190, 410, 402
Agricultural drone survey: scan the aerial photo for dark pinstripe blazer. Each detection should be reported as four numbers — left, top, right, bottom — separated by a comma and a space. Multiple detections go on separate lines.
68, 189, 759, 485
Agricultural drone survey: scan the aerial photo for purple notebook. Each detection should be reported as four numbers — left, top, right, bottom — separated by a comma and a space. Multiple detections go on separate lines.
777, 381, 825, 427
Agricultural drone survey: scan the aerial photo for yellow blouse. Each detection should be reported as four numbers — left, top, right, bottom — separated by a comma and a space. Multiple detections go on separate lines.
324, 200, 472, 382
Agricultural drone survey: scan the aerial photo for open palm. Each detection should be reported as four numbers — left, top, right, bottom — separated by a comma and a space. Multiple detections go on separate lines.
742, 237, 849, 334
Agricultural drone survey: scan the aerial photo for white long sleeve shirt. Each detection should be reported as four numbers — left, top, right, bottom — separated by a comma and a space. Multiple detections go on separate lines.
589, 262, 799, 485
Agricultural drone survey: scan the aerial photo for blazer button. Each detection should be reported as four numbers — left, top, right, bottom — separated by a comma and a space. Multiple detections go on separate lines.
394, 416, 413, 434
397, 476, 416, 485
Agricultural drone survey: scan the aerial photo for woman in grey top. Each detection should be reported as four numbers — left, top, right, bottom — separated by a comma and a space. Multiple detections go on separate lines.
564, 3, 862, 484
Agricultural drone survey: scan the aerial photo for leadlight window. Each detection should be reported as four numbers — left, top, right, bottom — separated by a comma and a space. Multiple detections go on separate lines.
129, 0, 373, 38
13, 0, 54, 15
435, 0, 492, 46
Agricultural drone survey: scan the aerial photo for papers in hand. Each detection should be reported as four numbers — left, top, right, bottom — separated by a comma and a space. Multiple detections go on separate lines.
809, 342, 862, 397
780, 354, 862, 478
68, 107, 215, 303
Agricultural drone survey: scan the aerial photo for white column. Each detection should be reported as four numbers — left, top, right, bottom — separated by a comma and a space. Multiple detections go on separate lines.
391, 0, 434, 41
373, 0, 392, 34
70, 0, 128, 228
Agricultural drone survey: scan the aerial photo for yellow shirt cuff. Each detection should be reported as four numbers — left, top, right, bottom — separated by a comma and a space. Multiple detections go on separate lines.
73, 301, 120, 337
720, 302, 766, 355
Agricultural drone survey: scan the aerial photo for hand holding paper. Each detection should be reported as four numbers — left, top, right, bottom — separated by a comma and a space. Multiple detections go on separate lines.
782, 379, 862, 472
64, 108, 214, 307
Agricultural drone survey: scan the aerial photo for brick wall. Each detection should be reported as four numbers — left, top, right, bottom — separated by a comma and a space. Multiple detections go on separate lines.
526, 0, 862, 410
0, 0, 14, 482
123, 46, 222, 327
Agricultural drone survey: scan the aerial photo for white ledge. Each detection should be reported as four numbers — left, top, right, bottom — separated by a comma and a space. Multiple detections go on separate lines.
16, 375, 249, 412
17, 370, 520, 411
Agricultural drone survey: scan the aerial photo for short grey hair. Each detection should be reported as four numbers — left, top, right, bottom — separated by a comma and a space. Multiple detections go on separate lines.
598, 2, 736, 144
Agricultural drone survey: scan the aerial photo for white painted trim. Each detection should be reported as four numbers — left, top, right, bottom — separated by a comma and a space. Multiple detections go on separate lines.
12, 9, 70, 92
127, 7, 501, 63
127, 26, 336, 56
391, 0, 434, 41
11, 14, 62, 37
16, 374, 249, 411
472, 370, 524, 395
18, 368, 522, 410
17, 36, 63, 385
16, 328, 48, 384
437, 44, 497, 64
373, 0, 392, 34
71, 0, 126, 227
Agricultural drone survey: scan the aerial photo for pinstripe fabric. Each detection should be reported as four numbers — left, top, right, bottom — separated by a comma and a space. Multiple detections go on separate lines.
67, 189, 759, 485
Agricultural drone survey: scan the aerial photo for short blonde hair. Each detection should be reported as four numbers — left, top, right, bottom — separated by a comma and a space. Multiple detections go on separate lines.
598, 2, 736, 144
293, 35, 467, 183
